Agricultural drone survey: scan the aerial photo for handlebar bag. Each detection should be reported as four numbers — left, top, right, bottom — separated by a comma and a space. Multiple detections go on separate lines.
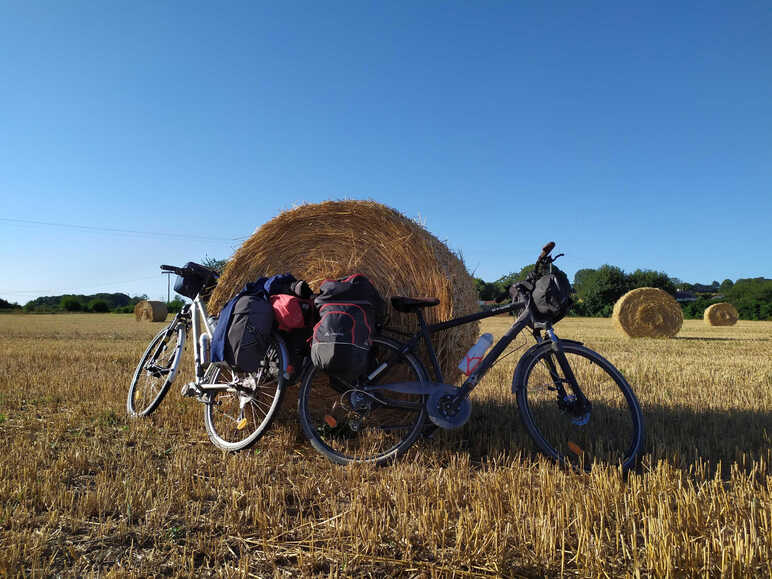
311, 274, 385, 381
173, 262, 218, 299
531, 273, 572, 323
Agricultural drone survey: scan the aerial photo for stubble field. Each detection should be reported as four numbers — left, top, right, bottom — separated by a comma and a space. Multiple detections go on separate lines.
0, 313, 770, 576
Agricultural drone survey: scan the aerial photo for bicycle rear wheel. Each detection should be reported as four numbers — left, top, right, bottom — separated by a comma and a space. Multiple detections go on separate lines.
515, 341, 644, 471
203, 335, 287, 452
127, 324, 185, 417
298, 337, 428, 465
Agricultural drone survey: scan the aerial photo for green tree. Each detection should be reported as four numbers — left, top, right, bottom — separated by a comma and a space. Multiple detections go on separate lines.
60, 296, 82, 312
0, 298, 21, 310
575, 265, 628, 317
627, 269, 676, 294
719, 279, 734, 293
497, 263, 569, 289
475, 278, 501, 301
573, 269, 596, 291
88, 299, 110, 313
724, 278, 772, 320
201, 256, 228, 274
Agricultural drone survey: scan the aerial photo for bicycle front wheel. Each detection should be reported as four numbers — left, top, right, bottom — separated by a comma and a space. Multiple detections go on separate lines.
298, 337, 428, 466
203, 335, 287, 452
515, 341, 644, 471
127, 325, 185, 417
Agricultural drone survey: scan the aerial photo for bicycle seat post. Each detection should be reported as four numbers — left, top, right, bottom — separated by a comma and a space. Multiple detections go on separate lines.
413, 308, 444, 382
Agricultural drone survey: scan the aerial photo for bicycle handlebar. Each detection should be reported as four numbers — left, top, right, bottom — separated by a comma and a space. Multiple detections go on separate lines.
537, 241, 555, 263
160, 264, 187, 276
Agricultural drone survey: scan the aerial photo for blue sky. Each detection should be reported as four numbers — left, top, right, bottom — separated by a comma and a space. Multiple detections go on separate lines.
1, 1, 770, 305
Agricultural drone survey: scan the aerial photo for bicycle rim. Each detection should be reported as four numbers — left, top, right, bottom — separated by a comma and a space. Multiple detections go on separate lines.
517, 343, 643, 470
127, 327, 183, 417
204, 341, 286, 451
299, 338, 427, 465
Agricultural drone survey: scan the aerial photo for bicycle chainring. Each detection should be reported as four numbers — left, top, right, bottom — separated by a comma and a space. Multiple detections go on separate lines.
427, 385, 472, 430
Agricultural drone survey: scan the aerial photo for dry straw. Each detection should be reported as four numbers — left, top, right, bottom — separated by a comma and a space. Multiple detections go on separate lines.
704, 302, 738, 326
209, 200, 479, 377
134, 300, 168, 322
612, 287, 683, 338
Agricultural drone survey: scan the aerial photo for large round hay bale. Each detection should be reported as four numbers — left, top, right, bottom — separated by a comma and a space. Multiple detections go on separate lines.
612, 287, 683, 338
209, 200, 479, 378
704, 302, 738, 326
134, 300, 168, 322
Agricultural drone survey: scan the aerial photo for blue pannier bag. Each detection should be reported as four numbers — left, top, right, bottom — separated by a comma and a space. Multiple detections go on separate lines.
211, 279, 274, 372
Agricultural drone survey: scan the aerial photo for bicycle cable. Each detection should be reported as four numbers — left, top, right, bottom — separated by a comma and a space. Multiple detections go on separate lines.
487, 334, 529, 370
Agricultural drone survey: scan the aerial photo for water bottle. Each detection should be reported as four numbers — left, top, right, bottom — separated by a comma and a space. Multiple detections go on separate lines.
199, 333, 211, 366
458, 333, 494, 376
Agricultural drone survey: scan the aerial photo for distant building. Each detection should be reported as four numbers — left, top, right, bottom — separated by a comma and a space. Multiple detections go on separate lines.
675, 291, 697, 303
692, 283, 718, 293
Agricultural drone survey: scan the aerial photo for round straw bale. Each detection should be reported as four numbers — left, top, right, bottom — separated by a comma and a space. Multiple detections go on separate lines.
612, 287, 683, 338
134, 300, 168, 322
209, 200, 479, 379
703, 302, 738, 326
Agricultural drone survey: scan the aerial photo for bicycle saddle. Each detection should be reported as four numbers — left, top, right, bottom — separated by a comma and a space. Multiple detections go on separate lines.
390, 296, 440, 313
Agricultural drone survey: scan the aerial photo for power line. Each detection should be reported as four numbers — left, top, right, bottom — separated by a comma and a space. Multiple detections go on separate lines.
0, 217, 245, 242
0, 275, 160, 295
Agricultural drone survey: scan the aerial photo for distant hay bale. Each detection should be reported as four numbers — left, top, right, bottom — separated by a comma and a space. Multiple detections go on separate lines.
612, 287, 683, 338
704, 302, 738, 326
134, 300, 168, 322
209, 200, 479, 378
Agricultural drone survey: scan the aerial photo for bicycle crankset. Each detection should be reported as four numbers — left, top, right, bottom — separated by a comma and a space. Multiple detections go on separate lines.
427, 385, 472, 430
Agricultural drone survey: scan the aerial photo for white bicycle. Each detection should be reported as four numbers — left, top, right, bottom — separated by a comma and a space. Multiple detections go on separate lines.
127, 263, 289, 451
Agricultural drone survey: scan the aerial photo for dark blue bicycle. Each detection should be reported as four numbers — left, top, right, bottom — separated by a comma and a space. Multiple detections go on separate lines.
298, 243, 645, 470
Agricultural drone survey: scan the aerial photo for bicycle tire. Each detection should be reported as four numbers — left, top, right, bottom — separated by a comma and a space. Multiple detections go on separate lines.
203, 333, 288, 452
514, 341, 644, 471
298, 336, 429, 466
127, 324, 185, 417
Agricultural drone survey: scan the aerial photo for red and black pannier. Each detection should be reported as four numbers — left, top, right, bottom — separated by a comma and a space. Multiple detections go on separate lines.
311, 274, 386, 382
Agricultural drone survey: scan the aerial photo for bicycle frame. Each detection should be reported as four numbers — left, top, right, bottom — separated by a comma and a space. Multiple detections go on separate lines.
369, 297, 585, 404
371, 301, 522, 389
178, 294, 290, 394
168, 295, 218, 387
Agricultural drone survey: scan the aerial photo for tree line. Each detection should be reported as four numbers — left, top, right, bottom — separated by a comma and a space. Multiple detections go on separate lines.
1, 293, 185, 314
476, 266, 772, 321
3, 262, 770, 321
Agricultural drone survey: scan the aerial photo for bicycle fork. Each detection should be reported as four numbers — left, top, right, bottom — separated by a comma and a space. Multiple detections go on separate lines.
536, 328, 592, 425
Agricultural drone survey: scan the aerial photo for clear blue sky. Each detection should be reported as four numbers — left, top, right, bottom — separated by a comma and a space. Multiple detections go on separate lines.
1, 1, 770, 305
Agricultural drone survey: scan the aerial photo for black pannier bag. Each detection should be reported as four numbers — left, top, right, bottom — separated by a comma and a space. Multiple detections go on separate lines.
173, 262, 218, 299
311, 274, 386, 381
224, 295, 275, 373
511, 272, 572, 323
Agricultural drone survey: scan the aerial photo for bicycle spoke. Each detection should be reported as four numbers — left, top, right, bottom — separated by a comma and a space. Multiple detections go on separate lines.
203, 337, 286, 451
518, 343, 643, 470
299, 337, 427, 465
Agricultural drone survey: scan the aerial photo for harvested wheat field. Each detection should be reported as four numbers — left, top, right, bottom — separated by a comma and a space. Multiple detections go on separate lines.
1, 313, 771, 576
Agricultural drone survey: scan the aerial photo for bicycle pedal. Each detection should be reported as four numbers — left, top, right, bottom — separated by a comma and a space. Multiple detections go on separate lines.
180, 382, 201, 398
